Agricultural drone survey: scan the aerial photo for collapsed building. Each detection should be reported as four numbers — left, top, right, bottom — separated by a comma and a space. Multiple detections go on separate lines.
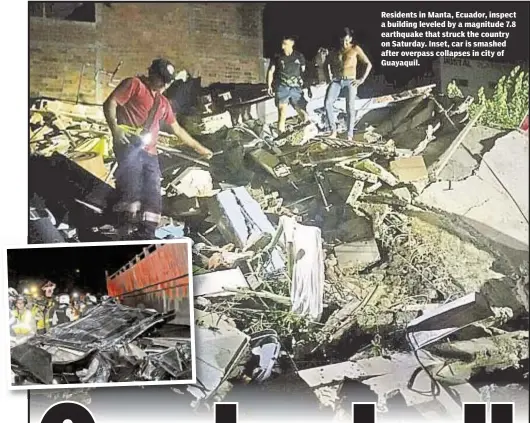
27, 77, 529, 420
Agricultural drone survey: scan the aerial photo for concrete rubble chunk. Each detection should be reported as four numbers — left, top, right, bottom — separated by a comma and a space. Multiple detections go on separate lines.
334, 238, 381, 272
389, 156, 428, 183
170, 167, 215, 198
208, 187, 285, 274
193, 268, 255, 297
356, 159, 399, 186
392, 187, 412, 204
406, 292, 494, 350
189, 309, 250, 403
346, 181, 365, 208
333, 165, 378, 184
249, 148, 291, 178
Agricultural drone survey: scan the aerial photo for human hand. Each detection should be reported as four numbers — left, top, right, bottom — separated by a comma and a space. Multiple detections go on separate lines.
267, 87, 274, 97
198, 147, 214, 159
111, 127, 129, 147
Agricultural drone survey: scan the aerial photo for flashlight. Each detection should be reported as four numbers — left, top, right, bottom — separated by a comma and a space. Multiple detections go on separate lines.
23, 288, 29, 295
73, 292, 79, 298
30, 286, 38, 294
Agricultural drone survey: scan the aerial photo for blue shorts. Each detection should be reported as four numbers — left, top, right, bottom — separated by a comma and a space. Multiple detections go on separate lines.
275, 85, 307, 109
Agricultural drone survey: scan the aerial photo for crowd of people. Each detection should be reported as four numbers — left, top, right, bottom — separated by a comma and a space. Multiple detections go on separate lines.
8, 281, 111, 345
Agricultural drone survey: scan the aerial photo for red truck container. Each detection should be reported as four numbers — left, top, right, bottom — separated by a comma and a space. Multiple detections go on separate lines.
106, 242, 191, 324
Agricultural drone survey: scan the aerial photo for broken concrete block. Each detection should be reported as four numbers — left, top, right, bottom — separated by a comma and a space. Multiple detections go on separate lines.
208, 187, 284, 273
406, 292, 494, 350
346, 181, 365, 208
249, 148, 291, 178
389, 156, 428, 183
334, 238, 380, 271
356, 159, 398, 186
333, 166, 378, 184
275, 122, 319, 147
392, 187, 412, 204
170, 168, 215, 198
365, 181, 382, 194
193, 268, 255, 297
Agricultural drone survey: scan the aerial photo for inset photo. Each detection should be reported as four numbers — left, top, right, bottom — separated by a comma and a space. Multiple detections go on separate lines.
4, 240, 195, 390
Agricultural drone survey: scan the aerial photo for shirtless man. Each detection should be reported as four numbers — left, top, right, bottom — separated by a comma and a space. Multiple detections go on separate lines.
325, 28, 372, 140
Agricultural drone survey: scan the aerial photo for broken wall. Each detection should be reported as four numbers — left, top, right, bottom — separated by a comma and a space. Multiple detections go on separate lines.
29, 2, 265, 103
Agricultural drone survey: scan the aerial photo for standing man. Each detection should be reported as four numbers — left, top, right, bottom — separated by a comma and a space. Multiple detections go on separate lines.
10, 296, 36, 341
104, 58, 213, 240
51, 294, 72, 326
267, 36, 310, 134
325, 28, 372, 140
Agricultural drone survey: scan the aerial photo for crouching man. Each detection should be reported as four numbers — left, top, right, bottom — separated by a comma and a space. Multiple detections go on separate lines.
104, 58, 213, 239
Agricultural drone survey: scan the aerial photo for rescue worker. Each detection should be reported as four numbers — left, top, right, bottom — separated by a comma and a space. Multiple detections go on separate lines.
103, 58, 213, 240
83, 294, 98, 315
51, 294, 73, 326
325, 28, 372, 141
70, 298, 81, 321
267, 36, 310, 134
31, 298, 47, 335
10, 296, 37, 341
8, 288, 18, 309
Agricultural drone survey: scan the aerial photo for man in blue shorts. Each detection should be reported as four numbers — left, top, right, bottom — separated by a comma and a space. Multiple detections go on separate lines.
267, 36, 310, 134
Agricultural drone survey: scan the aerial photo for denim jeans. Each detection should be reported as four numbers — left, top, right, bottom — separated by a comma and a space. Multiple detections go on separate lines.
114, 141, 162, 238
325, 79, 358, 137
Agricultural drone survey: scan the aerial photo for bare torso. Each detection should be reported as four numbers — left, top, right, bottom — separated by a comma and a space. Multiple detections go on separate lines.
340, 46, 359, 79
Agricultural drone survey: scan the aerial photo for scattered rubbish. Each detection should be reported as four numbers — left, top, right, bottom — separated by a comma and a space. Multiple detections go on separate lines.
27, 78, 528, 416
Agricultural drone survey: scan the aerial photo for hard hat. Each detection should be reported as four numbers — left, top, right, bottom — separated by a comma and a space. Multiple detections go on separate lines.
101, 295, 110, 302
8, 288, 18, 297
86, 294, 97, 304
58, 294, 70, 305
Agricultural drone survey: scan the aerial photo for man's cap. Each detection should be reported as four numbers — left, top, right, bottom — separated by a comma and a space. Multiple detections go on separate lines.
149, 58, 176, 84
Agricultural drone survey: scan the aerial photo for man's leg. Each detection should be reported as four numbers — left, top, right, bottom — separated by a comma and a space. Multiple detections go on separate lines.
290, 87, 310, 123
138, 152, 162, 239
275, 85, 290, 134
113, 146, 144, 238
346, 82, 358, 140
325, 81, 342, 137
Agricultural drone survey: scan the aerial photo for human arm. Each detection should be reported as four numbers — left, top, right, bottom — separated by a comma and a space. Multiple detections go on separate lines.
169, 121, 213, 158
103, 78, 138, 146
356, 46, 372, 84
267, 64, 276, 96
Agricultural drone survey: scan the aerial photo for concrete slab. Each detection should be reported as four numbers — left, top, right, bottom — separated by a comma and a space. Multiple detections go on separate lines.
417, 131, 529, 251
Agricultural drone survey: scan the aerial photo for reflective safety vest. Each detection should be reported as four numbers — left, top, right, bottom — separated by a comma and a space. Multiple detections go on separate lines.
31, 305, 46, 330
11, 309, 36, 336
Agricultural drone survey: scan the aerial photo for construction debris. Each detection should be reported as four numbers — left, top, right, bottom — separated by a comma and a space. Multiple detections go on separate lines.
28, 79, 528, 419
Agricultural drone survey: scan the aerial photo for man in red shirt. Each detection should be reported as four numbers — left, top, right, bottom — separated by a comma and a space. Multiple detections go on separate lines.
103, 58, 213, 239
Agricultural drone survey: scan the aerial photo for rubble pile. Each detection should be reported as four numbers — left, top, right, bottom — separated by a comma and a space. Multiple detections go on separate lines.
28, 84, 529, 418
11, 303, 192, 386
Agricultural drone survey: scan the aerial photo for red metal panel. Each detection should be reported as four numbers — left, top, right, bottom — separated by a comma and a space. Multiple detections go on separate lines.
106, 243, 189, 302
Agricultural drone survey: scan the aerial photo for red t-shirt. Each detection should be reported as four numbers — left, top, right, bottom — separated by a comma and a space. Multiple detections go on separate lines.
111, 76, 176, 155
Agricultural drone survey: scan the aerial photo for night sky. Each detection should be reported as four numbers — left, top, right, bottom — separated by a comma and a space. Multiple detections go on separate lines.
7, 244, 148, 294
263, 2, 529, 85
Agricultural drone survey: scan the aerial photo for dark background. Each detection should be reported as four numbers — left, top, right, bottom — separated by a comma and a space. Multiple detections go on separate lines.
264, 2, 529, 85
7, 244, 148, 294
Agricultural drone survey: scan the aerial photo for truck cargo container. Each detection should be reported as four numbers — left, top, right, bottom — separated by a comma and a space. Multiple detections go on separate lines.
106, 242, 191, 324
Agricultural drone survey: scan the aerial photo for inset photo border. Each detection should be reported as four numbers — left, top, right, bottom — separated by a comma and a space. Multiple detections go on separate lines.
3, 239, 196, 390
